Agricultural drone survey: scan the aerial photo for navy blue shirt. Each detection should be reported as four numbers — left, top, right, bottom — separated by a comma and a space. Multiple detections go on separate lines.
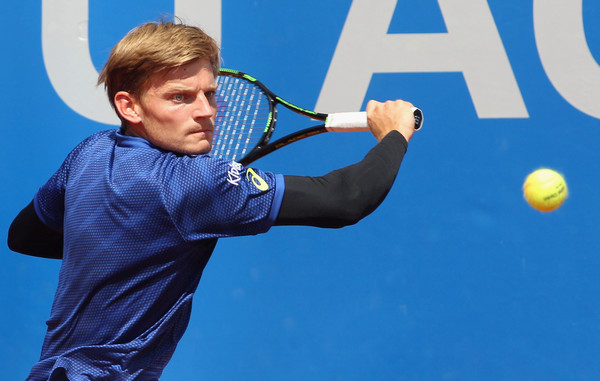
29, 129, 284, 380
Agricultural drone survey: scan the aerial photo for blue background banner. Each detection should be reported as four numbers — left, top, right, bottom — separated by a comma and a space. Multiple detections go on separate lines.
1, 1, 599, 379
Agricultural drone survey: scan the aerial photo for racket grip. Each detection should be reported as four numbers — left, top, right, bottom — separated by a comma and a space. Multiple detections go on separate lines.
325, 107, 423, 132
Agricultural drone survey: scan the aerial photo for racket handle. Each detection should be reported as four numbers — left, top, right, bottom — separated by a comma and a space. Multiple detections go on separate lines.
325, 107, 423, 132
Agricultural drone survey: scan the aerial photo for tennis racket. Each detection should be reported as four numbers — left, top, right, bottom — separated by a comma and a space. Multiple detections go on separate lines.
212, 68, 423, 165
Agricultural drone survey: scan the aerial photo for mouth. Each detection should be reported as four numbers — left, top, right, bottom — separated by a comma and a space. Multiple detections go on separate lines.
190, 129, 214, 149
191, 128, 213, 137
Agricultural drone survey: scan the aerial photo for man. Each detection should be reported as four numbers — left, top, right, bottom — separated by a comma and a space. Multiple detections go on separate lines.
8, 20, 416, 380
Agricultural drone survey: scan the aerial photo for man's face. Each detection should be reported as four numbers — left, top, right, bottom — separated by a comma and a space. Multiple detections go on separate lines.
132, 58, 218, 155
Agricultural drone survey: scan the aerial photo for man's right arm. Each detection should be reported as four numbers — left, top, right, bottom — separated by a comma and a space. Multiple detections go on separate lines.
7, 200, 63, 259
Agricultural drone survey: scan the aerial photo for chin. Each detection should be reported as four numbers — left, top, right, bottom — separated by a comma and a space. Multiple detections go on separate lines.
188, 133, 213, 156
187, 142, 212, 156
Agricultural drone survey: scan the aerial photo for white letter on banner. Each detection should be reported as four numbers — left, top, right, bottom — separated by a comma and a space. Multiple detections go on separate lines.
535, 0, 600, 119
175, 0, 221, 43
316, 0, 528, 118
42, 0, 221, 126
42, 0, 116, 125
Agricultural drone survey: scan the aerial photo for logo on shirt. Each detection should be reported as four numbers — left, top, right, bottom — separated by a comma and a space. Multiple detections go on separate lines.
226, 162, 269, 191
246, 168, 269, 191
227, 161, 243, 186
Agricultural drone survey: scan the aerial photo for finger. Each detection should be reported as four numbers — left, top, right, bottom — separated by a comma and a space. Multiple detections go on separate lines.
366, 100, 379, 114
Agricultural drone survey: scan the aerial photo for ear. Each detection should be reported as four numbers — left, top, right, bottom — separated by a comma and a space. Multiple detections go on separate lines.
114, 91, 142, 124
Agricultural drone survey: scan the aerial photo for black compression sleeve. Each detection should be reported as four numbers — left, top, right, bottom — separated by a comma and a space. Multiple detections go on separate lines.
275, 130, 408, 228
7, 200, 64, 259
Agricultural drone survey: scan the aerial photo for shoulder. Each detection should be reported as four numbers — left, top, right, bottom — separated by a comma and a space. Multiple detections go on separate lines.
76, 129, 117, 150
67, 129, 117, 157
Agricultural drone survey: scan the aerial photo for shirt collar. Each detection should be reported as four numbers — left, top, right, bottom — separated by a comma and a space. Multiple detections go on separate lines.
115, 129, 156, 149
114, 129, 209, 159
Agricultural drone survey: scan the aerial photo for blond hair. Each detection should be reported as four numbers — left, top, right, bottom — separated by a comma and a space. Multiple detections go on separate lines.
97, 20, 220, 116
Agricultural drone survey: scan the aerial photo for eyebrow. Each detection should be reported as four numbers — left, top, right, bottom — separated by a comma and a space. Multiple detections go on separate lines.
161, 82, 218, 95
161, 82, 218, 94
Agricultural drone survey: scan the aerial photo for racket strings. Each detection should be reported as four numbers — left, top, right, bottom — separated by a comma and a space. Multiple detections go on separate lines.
212, 75, 272, 162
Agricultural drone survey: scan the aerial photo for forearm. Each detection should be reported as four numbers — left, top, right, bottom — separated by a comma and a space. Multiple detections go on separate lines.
275, 130, 408, 228
7, 200, 64, 259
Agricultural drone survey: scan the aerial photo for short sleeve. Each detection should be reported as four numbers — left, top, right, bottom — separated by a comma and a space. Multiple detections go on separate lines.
34, 159, 69, 232
162, 157, 285, 241
33, 132, 108, 232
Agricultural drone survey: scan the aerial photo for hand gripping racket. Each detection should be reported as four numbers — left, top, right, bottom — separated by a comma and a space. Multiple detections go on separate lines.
212, 68, 423, 165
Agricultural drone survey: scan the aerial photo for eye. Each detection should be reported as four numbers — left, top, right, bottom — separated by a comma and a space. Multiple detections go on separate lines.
172, 94, 186, 102
205, 91, 216, 100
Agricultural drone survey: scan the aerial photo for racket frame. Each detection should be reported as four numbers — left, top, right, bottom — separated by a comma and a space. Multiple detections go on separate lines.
217, 68, 331, 165
215, 68, 422, 165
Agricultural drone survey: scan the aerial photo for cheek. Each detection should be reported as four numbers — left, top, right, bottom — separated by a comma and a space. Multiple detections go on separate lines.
145, 107, 185, 132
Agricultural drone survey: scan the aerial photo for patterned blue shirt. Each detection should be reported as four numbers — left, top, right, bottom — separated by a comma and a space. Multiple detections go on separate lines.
28, 129, 284, 380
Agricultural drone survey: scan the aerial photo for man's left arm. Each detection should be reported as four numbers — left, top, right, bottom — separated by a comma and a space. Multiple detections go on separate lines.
275, 130, 407, 228
7, 200, 63, 259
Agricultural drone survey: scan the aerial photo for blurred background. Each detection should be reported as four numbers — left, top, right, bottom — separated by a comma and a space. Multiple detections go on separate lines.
1, 0, 599, 379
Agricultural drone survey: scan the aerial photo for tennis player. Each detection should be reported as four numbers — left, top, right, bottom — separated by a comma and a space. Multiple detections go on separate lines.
8, 20, 416, 380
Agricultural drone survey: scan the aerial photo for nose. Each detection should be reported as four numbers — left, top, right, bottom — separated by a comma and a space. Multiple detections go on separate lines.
192, 93, 215, 119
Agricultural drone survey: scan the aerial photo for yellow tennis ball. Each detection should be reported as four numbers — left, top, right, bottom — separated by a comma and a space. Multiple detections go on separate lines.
523, 168, 568, 212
